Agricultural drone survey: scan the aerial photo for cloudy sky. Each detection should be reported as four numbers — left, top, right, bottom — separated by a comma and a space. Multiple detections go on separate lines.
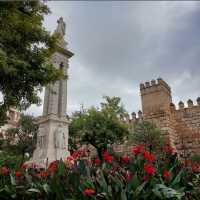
26, 1, 200, 116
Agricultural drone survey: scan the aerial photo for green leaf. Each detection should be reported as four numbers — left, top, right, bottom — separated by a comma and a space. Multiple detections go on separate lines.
57, 161, 66, 176
10, 174, 16, 186
135, 181, 147, 197
121, 190, 127, 200
43, 183, 50, 194
98, 171, 108, 192
170, 170, 183, 187
26, 188, 41, 193
129, 174, 140, 190
153, 184, 185, 199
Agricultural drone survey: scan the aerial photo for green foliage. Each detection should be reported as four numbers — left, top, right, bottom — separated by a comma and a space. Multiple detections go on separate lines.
191, 154, 200, 163
100, 96, 127, 117
130, 121, 164, 152
0, 145, 199, 199
152, 184, 185, 199
0, 1, 62, 123
2, 114, 38, 164
0, 151, 23, 169
69, 96, 129, 158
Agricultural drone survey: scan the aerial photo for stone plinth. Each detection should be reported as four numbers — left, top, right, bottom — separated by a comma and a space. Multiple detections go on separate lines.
32, 114, 70, 166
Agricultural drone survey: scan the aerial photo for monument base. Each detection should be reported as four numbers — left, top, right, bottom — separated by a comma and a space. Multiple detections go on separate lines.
32, 114, 70, 167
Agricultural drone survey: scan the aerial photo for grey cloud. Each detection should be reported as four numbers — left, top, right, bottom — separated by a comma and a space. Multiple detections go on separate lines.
26, 1, 200, 116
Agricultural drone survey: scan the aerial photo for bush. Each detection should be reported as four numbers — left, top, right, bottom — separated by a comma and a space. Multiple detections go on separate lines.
0, 144, 199, 200
0, 151, 23, 169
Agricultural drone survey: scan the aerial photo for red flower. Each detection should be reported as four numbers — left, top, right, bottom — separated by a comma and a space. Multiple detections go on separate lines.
164, 145, 174, 154
144, 163, 156, 175
83, 188, 95, 196
71, 149, 87, 159
95, 158, 101, 165
103, 152, 113, 163
121, 155, 130, 163
66, 156, 74, 161
0, 167, 9, 175
163, 170, 170, 178
192, 164, 199, 173
15, 171, 22, 177
48, 161, 58, 173
71, 151, 79, 159
132, 144, 144, 155
143, 151, 156, 162
37, 171, 48, 178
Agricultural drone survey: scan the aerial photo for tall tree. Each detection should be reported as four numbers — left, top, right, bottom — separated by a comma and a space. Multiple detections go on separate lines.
130, 121, 164, 152
0, 1, 62, 124
69, 97, 129, 159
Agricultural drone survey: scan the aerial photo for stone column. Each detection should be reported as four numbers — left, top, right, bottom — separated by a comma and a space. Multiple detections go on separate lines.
32, 17, 74, 167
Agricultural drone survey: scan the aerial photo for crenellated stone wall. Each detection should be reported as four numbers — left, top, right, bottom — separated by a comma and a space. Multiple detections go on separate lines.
126, 78, 200, 158
115, 78, 200, 158
170, 99, 200, 156
73, 78, 200, 158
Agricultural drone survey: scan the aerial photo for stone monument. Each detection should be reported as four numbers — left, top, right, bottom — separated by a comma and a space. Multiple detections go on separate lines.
32, 17, 74, 166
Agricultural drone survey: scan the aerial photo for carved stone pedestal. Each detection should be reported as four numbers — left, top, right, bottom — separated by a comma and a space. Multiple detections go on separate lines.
32, 114, 70, 167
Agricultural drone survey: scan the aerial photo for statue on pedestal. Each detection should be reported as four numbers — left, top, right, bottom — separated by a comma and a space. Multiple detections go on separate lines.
32, 17, 74, 166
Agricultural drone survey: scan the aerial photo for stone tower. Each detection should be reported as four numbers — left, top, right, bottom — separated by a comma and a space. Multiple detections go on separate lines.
140, 78, 172, 116
32, 17, 73, 166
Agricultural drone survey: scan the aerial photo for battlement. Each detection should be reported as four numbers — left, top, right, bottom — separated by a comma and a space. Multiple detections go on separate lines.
130, 110, 143, 121
174, 97, 200, 111
140, 78, 172, 115
139, 77, 200, 156
140, 78, 171, 94
120, 111, 143, 124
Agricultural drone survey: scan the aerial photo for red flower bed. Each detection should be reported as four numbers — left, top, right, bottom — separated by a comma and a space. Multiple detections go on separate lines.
0, 144, 199, 199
